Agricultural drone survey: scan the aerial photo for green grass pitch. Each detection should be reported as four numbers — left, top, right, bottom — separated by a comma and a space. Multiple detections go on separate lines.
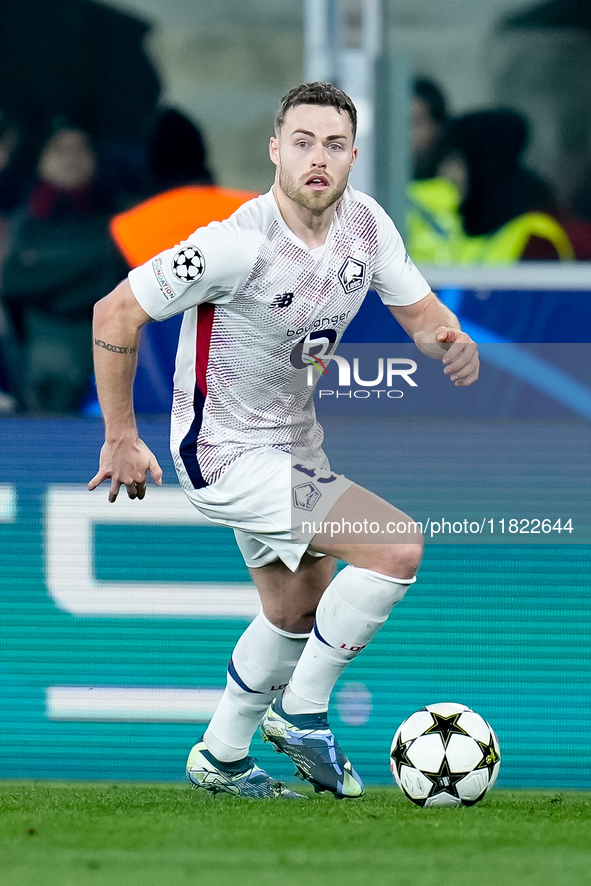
1, 784, 591, 886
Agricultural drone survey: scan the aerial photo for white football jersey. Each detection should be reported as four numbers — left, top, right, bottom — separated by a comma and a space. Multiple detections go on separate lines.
129, 187, 431, 489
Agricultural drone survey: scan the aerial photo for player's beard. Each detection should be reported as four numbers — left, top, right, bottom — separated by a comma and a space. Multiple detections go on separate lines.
278, 165, 348, 214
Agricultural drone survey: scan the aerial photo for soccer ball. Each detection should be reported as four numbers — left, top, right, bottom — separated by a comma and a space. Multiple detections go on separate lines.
390, 702, 500, 807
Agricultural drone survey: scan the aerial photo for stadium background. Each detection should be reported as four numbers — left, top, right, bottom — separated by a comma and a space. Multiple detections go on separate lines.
2, 285, 591, 789
2, 0, 591, 792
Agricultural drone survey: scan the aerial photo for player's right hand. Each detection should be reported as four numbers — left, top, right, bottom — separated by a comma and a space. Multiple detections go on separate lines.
88, 436, 163, 502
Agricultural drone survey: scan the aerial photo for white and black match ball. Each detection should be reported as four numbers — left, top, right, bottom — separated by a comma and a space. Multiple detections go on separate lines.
390, 702, 500, 808
171, 246, 205, 283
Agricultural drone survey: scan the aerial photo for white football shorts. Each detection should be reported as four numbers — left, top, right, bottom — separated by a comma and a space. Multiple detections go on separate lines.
182, 447, 353, 572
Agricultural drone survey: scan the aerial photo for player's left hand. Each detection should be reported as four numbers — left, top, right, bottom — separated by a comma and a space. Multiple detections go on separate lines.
435, 327, 479, 386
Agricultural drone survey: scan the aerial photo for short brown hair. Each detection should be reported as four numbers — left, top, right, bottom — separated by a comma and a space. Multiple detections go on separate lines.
274, 82, 357, 141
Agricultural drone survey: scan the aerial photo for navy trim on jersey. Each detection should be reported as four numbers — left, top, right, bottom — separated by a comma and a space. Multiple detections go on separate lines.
179, 383, 207, 489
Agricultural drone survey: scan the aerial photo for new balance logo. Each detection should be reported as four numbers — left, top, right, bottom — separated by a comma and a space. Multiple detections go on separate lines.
271, 293, 294, 308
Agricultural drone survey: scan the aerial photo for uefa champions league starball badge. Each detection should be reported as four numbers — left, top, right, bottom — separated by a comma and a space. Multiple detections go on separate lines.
172, 246, 206, 283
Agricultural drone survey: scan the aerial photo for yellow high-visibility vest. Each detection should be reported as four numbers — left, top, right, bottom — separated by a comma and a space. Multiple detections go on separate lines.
457, 212, 574, 264
407, 178, 574, 265
407, 178, 467, 265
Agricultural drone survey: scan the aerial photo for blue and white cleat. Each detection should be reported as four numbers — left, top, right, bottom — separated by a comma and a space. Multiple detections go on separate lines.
186, 741, 306, 799
261, 695, 365, 799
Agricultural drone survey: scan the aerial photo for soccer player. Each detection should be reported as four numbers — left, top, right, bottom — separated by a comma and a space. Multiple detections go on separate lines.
89, 83, 479, 800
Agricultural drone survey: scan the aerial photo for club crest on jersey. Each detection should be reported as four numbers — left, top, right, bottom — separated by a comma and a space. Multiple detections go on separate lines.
338, 257, 366, 294
270, 292, 294, 308
172, 246, 205, 283
293, 482, 322, 511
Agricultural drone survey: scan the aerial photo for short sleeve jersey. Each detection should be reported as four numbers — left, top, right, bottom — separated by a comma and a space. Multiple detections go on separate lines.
129, 186, 431, 490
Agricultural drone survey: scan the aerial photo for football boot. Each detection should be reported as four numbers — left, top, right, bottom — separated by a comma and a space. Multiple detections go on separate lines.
186, 741, 306, 799
261, 694, 364, 799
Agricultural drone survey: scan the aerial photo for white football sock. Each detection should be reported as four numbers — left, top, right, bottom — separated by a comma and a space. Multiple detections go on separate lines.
283, 565, 415, 715
203, 611, 308, 762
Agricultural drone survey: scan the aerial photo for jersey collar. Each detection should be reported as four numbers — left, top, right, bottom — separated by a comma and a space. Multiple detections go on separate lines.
268, 187, 338, 255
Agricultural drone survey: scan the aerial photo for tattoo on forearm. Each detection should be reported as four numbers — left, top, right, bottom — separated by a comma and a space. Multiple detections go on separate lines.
94, 338, 137, 355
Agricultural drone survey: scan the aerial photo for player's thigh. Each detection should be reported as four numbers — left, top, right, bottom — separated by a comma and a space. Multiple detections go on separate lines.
248, 551, 336, 634
308, 483, 423, 577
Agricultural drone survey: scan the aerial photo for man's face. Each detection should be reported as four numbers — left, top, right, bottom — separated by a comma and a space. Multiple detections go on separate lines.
38, 129, 97, 190
270, 104, 357, 213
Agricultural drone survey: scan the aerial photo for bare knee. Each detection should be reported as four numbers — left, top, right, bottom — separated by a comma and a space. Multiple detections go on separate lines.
250, 552, 334, 635
351, 539, 423, 579
262, 607, 316, 635
373, 541, 423, 580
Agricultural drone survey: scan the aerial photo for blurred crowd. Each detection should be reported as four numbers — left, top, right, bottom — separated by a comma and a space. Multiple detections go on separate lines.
408, 77, 591, 265
0, 108, 213, 415
1, 85, 590, 416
